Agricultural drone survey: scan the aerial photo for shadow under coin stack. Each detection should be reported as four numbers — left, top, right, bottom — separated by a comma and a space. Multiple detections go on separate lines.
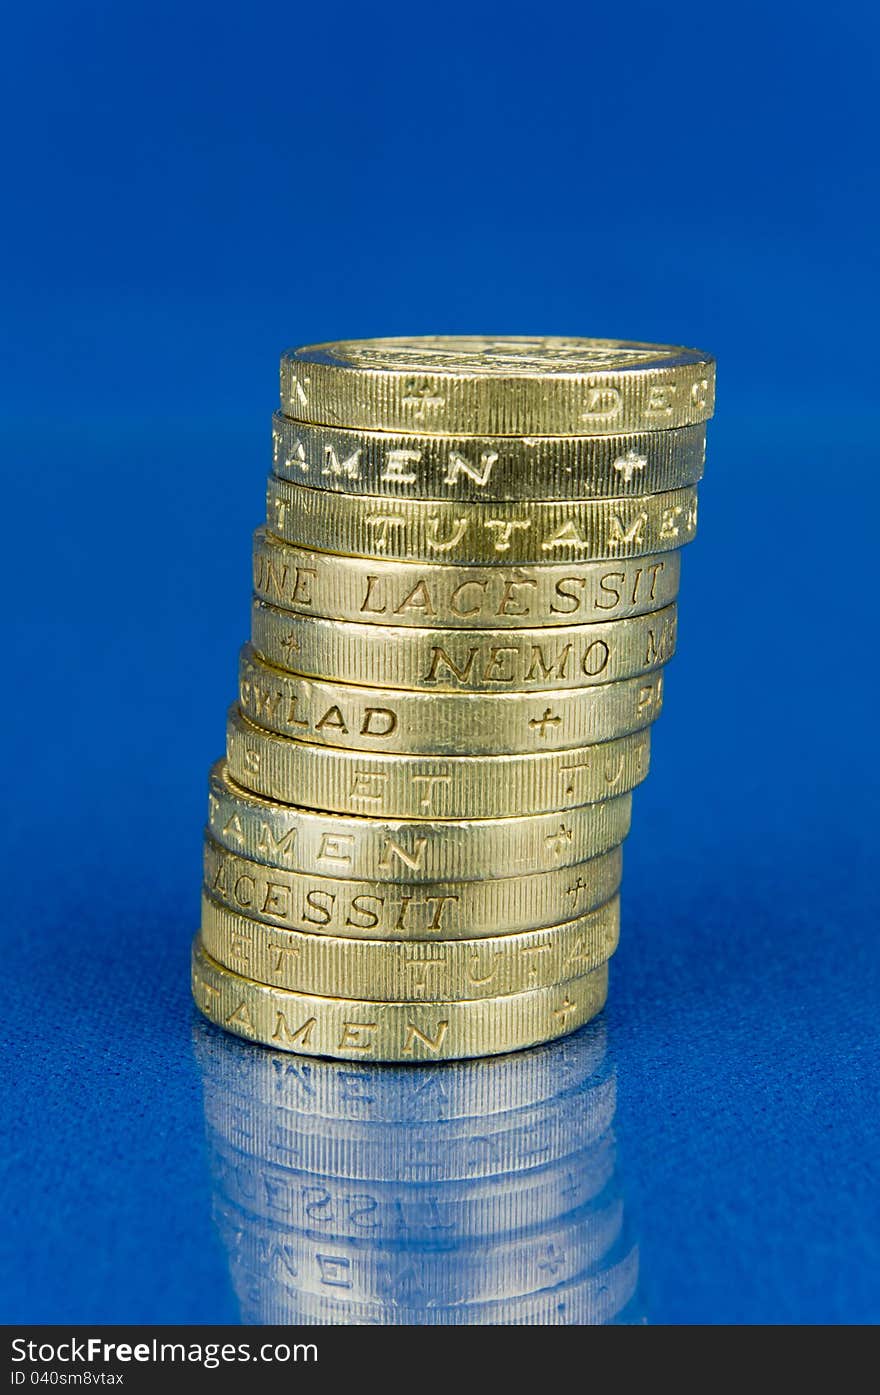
192, 337, 716, 1061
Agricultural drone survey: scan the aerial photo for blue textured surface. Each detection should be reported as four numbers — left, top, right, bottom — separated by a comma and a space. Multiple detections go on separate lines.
2, 0, 878, 1325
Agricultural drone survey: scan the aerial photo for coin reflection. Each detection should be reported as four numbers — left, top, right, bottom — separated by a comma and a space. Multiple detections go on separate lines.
193, 1019, 641, 1324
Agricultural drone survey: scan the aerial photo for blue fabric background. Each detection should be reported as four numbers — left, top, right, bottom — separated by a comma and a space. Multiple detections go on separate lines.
2, 0, 878, 1324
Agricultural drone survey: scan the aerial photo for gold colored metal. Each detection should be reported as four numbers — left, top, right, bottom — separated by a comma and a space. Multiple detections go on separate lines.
266, 476, 698, 565
191, 936, 609, 1061
204, 834, 623, 939
206, 761, 633, 882
200, 890, 619, 1001
271, 413, 706, 499
226, 706, 650, 819
238, 646, 663, 755
251, 599, 676, 694
279, 336, 715, 436
194, 333, 717, 1062
252, 528, 682, 628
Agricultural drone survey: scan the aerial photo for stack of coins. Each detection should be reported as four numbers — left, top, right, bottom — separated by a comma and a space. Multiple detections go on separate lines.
194, 1018, 642, 1324
192, 336, 715, 1061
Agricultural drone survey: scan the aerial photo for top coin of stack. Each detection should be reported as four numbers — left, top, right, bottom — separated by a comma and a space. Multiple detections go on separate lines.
192, 336, 715, 1061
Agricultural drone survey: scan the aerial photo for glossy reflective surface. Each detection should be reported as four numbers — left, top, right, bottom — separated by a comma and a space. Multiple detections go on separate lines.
193, 1019, 640, 1324
3, 413, 879, 1325
5, 0, 880, 1327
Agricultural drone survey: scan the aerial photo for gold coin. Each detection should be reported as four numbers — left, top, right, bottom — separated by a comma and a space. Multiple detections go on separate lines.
271, 413, 706, 498
192, 936, 609, 1061
267, 476, 698, 564
200, 890, 619, 1000
207, 761, 633, 882
239, 646, 663, 755
252, 528, 682, 628
204, 834, 623, 939
279, 336, 715, 436
251, 600, 676, 694
226, 706, 650, 819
